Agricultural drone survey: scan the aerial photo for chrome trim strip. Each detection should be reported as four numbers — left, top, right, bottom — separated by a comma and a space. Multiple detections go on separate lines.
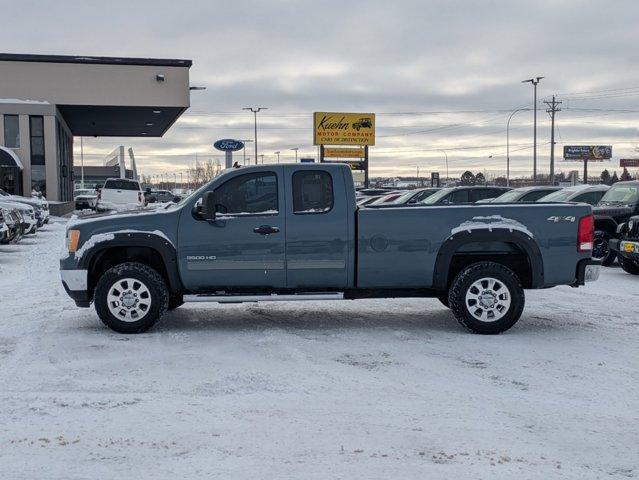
184, 293, 344, 303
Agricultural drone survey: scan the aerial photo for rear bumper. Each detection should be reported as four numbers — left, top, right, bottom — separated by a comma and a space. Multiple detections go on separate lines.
610, 238, 639, 259
574, 258, 602, 286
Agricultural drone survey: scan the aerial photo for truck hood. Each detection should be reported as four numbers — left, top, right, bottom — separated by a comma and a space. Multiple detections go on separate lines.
593, 205, 633, 218
68, 205, 177, 230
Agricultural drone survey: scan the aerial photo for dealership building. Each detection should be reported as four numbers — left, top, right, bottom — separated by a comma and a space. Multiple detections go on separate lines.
0, 53, 192, 208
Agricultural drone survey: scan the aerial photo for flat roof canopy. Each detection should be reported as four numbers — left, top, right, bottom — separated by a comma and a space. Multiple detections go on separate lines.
0, 53, 192, 137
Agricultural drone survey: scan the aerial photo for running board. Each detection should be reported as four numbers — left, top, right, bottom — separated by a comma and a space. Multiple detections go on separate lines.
184, 292, 344, 304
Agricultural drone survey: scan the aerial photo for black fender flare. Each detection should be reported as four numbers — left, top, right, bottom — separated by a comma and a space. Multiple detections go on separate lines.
593, 215, 618, 235
77, 231, 182, 293
432, 229, 544, 290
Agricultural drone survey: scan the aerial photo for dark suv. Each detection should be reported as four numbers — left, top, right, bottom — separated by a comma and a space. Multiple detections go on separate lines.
420, 186, 511, 205
592, 181, 639, 265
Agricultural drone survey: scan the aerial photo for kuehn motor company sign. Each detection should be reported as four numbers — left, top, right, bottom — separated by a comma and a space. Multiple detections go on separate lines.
314, 112, 376, 146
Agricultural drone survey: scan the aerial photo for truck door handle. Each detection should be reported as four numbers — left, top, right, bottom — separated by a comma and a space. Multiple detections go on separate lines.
253, 225, 280, 235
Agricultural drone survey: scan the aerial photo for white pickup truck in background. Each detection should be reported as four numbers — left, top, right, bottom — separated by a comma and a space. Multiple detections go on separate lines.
96, 178, 144, 211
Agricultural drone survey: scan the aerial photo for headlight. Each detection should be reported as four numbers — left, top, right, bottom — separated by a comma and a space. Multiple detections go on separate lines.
66, 230, 81, 253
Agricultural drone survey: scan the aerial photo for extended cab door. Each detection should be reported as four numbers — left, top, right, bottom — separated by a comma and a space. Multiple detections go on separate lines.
177, 168, 286, 290
284, 165, 349, 288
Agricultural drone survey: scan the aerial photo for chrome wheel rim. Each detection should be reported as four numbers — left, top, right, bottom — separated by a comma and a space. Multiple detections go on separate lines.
465, 277, 511, 322
106, 278, 152, 322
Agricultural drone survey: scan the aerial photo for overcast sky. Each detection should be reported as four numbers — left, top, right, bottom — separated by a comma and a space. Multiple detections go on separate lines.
2, 0, 639, 179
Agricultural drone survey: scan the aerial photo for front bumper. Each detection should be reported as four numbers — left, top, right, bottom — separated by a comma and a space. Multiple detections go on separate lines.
60, 269, 91, 307
574, 258, 602, 286
610, 238, 639, 259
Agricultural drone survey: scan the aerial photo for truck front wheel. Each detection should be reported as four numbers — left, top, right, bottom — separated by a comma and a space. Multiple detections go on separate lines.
94, 262, 169, 333
448, 262, 525, 334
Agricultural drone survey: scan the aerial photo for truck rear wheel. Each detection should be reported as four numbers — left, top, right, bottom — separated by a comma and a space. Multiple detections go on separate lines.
448, 262, 525, 334
94, 262, 168, 333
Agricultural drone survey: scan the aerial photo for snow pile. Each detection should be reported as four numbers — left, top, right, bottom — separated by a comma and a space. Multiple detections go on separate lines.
451, 215, 534, 237
74, 232, 115, 260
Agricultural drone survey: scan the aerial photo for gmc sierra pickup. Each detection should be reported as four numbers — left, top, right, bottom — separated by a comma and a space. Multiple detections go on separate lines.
60, 164, 600, 335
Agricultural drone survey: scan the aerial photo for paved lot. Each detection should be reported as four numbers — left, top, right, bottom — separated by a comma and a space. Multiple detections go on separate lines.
0, 218, 637, 479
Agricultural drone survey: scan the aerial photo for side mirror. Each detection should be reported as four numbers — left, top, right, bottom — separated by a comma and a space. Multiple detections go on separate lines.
202, 191, 216, 221
146, 187, 152, 194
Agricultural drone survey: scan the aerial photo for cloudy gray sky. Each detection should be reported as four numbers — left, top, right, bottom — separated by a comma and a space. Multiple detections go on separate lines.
2, 0, 639, 179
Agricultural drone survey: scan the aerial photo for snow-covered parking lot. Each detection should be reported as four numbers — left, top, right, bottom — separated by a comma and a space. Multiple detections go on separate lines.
0, 218, 637, 479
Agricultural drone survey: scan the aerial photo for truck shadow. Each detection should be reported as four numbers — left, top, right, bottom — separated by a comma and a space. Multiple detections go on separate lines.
157, 303, 473, 334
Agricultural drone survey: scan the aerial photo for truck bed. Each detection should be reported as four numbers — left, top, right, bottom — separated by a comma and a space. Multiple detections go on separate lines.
356, 202, 593, 289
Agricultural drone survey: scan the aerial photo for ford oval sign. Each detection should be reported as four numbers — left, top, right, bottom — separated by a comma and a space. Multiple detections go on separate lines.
214, 139, 244, 152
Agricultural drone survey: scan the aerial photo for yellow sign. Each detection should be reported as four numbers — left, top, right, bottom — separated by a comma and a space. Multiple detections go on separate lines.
314, 112, 375, 146
323, 147, 365, 158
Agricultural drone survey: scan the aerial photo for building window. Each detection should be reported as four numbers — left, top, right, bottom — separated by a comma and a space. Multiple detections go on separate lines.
292, 170, 334, 213
30, 116, 45, 195
3, 115, 20, 148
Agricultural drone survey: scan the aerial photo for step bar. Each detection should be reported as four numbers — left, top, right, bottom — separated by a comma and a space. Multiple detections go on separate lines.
184, 292, 344, 304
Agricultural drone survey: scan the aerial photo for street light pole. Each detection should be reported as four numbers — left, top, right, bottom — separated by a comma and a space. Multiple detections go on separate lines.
522, 77, 544, 183
440, 150, 448, 181
506, 107, 531, 187
274, 151, 280, 163
240, 139, 253, 166
243, 107, 267, 165
291, 147, 299, 162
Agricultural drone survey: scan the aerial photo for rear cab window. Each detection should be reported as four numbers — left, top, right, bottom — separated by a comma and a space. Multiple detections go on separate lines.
104, 179, 141, 191
292, 170, 334, 214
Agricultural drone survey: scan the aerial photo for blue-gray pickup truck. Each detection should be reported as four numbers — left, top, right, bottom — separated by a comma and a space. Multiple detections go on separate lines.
60, 164, 600, 335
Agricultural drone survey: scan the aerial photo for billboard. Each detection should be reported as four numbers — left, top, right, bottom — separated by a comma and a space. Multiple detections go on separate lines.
620, 158, 639, 168
323, 147, 365, 158
314, 112, 375, 146
563, 145, 612, 161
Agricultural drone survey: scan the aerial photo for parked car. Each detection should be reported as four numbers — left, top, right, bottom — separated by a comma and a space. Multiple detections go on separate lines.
0, 200, 37, 235
0, 188, 49, 224
367, 192, 406, 205
384, 188, 441, 206
96, 178, 144, 211
591, 181, 639, 265
0, 206, 23, 244
487, 186, 562, 203
144, 189, 181, 204
357, 195, 384, 206
610, 215, 639, 275
536, 185, 609, 205
61, 163, 598, 335
421, 186, 512, 205
74, 188, 98, 210
0, 209, 7, 242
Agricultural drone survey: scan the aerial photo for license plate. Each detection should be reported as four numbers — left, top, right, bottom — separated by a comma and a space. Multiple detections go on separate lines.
622, 241, 638, 253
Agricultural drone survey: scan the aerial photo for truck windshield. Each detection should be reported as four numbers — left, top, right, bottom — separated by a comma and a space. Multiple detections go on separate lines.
599, 184, 639, 204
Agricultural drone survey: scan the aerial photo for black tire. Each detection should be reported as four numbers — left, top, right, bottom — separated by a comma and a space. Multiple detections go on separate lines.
94, 262, 168, 333
619, 255, 639, 275
437, 294, 450, 308
593, 231, 616, 266
168, 294, 184, 310
448, 262, 525, 335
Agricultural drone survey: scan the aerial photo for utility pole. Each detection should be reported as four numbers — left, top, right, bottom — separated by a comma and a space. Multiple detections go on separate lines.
522, 76, 544, 183
544, 96, 562, 185
243, 107, 267, 165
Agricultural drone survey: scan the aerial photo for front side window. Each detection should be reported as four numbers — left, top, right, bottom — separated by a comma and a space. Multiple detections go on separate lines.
3, 115, 19, 148
215, 172, 278, 215
292, 170, 333, 213
446, 190, 470, 204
